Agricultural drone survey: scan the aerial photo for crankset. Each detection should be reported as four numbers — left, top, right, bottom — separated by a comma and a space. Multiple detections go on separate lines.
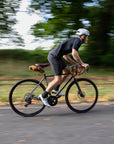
47, 96, 58, 106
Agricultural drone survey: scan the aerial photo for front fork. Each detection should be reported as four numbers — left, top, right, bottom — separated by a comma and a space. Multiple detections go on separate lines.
73, 78, 85, 98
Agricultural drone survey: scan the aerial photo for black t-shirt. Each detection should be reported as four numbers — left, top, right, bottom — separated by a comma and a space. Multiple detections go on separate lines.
50, 37, 82, 58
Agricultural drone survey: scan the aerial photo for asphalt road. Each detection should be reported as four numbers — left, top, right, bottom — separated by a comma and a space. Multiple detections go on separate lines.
0, 102, 114, 144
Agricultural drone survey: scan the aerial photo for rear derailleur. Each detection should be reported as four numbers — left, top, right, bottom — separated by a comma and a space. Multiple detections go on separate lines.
24, 93, 34, 107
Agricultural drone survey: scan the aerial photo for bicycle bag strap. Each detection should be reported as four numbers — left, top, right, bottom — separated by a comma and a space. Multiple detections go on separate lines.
70, 65, 77, 76
29, 65, 44, 73
70, 64, 83, 76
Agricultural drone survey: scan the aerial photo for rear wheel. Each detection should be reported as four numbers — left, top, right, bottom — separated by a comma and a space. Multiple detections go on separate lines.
9, 79, 45, 117
65, 78, 98, 113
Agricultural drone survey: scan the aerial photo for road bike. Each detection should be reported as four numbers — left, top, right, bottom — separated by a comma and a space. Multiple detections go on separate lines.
9, 64, 98, 117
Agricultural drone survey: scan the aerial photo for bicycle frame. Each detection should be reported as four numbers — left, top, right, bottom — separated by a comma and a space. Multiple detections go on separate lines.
32, 72, 82, 99
9, 64, 99, 117
9, 65, 98, 117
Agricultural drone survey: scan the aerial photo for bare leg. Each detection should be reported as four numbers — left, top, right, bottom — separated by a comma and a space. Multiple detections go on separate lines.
46, 66, 70, 93
46, 75, 62, 93
60, 66, 70, 84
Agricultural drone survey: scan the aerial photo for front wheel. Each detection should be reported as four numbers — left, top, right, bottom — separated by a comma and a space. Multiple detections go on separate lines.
65, 78, 98, 113
9, 79, 46, 117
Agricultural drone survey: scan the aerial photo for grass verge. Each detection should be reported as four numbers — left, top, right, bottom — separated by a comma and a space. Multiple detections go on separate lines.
0, 60, 114, 104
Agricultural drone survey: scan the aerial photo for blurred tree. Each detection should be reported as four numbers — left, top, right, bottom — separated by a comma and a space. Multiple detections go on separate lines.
31, 0, 92, 39
86, 0, 114, 66
30, 0, 114, 66
0, 0, 24, 48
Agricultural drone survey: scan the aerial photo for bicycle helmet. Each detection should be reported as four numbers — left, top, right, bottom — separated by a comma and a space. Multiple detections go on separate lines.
76, 28, 90, 36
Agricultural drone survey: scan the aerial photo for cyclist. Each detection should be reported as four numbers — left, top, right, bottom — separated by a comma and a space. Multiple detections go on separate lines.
38, 28, 90, 107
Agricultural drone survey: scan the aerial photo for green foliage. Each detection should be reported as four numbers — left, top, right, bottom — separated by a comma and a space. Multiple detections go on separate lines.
100, 54, 114, 66
0, 0, 16, 34
85, 0, 114, 66
0, 0, 24, 47
0, 0, 113, 66
30, 48, 50, 63
0, 48, 49, 63
31, 0, 91, 39
30, 0, 114, 66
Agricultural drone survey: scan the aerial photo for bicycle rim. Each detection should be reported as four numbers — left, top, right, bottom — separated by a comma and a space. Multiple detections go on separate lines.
9, 79, 45, 117
65, 78, 98, 113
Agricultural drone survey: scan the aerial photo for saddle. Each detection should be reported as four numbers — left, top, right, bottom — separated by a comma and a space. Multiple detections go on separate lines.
29, 63, 50, 73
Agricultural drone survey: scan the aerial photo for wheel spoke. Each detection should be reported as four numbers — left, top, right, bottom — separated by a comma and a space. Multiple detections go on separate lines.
9, 79, 45, 117
66, 78, 98, 113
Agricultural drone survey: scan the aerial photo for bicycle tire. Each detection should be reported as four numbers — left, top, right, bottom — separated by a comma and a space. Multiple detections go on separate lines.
9, 79, 46, 117
65, 78, 98, 113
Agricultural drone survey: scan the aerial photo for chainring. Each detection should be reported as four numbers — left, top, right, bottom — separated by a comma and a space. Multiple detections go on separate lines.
47, 96, 58, 106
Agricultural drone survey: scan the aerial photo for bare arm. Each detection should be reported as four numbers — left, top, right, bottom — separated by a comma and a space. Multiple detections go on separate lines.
72, 49, 84, 65
63, 54, 77, 65
72, 48, 89, 69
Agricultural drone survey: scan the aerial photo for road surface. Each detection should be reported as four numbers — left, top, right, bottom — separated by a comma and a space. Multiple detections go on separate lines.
0, 102, 114, 144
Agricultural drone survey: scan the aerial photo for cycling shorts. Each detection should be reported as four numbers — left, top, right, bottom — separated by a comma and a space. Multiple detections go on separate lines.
48, 53, 67, 76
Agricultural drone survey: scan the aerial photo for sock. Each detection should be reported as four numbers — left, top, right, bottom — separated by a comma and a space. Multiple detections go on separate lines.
54, 85, 60, 91
42, 91, 49, 98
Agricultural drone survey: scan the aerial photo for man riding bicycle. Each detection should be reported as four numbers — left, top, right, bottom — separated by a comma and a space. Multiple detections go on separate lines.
38, 28, 90, 107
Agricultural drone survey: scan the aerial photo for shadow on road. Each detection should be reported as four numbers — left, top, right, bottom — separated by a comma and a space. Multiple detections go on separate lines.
34, 101, 114, 118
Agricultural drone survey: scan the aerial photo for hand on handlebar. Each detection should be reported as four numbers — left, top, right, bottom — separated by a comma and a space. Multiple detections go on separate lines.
76, 63, 89, 75
81, 63, 89, 70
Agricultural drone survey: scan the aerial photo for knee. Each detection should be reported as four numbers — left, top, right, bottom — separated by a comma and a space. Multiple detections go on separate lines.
63, 67, 70, 75
54, 76, 62, 84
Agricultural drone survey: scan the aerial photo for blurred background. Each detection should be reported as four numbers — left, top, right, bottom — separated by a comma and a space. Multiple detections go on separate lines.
0, 0, 114, 103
